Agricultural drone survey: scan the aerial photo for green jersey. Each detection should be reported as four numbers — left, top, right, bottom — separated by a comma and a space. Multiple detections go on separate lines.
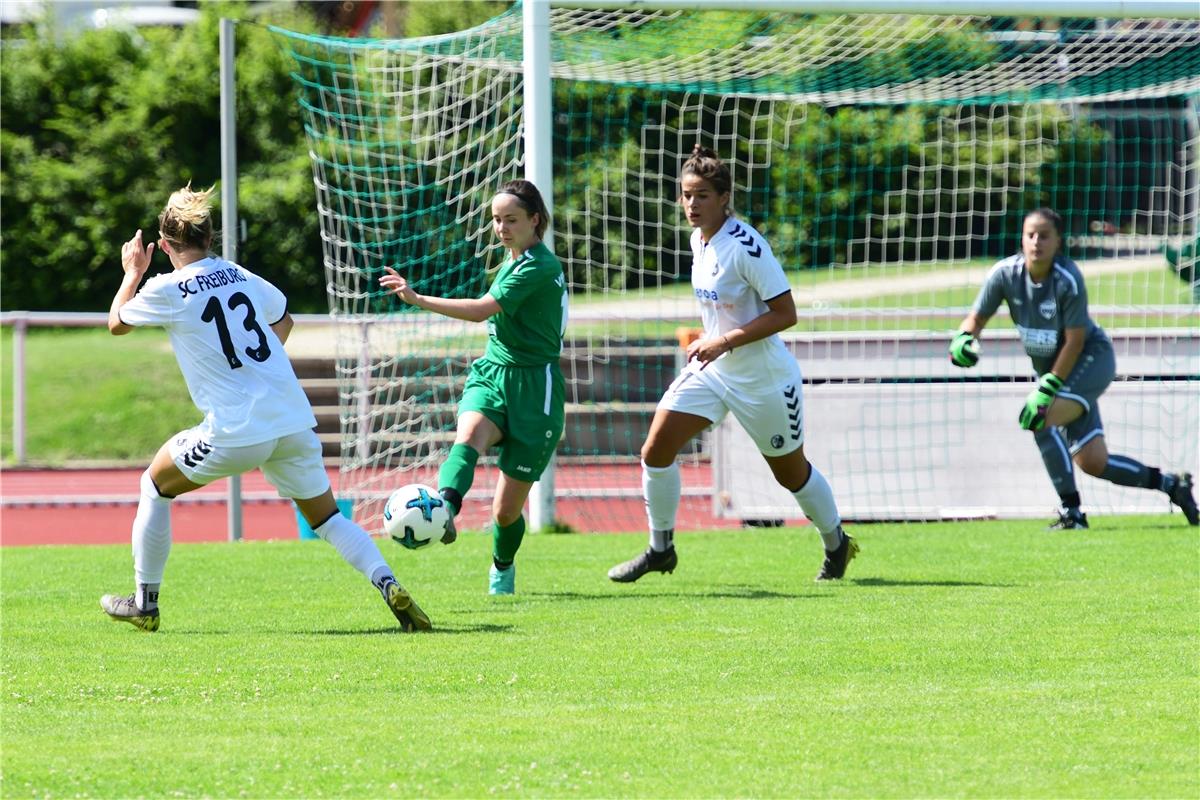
484, 241, 567, 366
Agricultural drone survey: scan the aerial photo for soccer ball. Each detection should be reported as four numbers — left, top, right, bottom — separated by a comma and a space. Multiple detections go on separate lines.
383, 483, 449, 550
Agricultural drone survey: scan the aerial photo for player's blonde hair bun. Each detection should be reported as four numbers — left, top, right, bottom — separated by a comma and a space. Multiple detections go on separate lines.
159, 182, 216, 251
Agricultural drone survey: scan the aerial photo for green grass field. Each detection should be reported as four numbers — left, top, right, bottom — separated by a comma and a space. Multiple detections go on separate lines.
3, 520, 1197, 798
0, 326, 194, 464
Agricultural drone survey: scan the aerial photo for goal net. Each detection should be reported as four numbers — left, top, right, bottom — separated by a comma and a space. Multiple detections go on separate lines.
273, 6, 1199, 530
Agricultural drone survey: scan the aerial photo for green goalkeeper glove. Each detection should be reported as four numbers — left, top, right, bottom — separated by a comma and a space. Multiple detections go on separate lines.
949, 331, 980, 368
1018, 373, 1064, 431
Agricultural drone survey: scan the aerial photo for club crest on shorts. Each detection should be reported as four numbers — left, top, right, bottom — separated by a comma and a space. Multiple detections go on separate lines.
771, 434, 785, 449
1039, 298, 1057, 320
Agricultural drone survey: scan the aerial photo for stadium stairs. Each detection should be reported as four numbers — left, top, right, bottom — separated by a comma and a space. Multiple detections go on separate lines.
292, 343, 681, 465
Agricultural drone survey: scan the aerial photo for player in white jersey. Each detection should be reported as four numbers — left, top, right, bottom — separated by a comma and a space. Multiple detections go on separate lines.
99, 184, 431, 632
608, 145, 857, 584
950, 207, 1197, 529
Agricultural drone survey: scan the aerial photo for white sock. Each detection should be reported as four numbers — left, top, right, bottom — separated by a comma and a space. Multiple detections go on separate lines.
791, 465, 843, 549
313, 512, 390, 582
650, 528, 674, 552
133, 469, 173, 588
643, 461, 681, 551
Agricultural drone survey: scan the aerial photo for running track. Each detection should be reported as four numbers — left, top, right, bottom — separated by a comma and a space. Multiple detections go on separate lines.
0, 464, 726, 546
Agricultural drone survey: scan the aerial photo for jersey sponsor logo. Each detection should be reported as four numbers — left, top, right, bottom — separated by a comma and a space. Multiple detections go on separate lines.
695, 287, 719, 302
728, 223, 763, 258
177, 267, 248, 299
1039, 298, 1057, 320
1016, 325, 1059, 356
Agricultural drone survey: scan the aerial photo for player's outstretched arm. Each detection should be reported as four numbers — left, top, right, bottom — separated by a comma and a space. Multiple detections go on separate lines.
378, 267, 500, 322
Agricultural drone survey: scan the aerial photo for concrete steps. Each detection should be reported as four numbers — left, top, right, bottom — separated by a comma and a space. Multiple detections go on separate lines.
293, 344, 680, 462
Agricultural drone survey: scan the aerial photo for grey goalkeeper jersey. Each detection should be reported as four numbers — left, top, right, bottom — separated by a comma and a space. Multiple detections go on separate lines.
973, 253, 1110, 375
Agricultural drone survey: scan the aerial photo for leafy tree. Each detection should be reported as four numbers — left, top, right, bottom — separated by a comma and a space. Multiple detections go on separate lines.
0, 2, 328, 311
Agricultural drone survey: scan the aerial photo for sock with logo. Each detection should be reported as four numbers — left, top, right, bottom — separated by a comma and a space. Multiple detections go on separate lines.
651, 528, 674, 552
136, 583, 160, 612
493, 515, 526, 565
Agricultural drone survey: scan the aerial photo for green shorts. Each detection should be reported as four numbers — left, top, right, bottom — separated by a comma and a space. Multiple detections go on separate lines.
458, 358, 565, 482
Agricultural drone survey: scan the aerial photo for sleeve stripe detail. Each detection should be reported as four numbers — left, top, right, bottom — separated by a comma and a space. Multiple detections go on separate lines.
764, 289, 792, 303
1052, 264, 1080, 296
269, 304, 289, 326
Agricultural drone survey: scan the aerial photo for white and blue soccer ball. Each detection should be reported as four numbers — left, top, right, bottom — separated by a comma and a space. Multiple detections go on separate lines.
383, 483, 448, 550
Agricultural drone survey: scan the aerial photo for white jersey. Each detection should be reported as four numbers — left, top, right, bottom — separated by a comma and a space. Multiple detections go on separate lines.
119, 257, 317, 446
688, 216, 796, 389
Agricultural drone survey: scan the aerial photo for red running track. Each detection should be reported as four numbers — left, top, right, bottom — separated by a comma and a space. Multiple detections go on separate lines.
1, 464, 728, 546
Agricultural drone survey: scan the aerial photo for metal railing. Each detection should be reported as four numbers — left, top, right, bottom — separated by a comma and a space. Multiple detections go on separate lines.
1, 311, 333, 465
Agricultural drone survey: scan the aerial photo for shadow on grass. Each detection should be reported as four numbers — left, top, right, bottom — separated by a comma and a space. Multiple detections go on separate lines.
527, 586, 821, 601
306, 622, 516, 635
850, 577, 1012, 588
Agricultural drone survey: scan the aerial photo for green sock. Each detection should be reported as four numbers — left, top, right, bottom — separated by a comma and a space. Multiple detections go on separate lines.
492, 515, 526, 566
437, 443, 478, 515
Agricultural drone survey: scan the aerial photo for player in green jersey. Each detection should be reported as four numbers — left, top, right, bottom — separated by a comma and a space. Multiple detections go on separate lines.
379, 180, 567, 594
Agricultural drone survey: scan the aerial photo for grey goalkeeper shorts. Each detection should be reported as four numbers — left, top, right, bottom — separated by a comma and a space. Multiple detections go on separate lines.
1052, 338, 1116, 454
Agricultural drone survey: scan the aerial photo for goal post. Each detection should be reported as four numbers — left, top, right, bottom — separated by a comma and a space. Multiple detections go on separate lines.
524, 0, 556, 531
272, 1, 1199, 532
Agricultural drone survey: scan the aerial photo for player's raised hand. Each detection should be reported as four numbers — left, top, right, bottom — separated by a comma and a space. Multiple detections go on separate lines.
379, 267, 419, 305
120, 229, 155, 277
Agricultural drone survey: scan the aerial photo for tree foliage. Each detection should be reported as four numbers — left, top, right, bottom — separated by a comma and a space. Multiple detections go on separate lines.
0, 0, 511, 312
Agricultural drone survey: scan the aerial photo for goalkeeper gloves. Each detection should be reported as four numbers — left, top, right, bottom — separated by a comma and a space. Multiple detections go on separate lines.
949, 331, 980, 368
1018, 373, 1064, 431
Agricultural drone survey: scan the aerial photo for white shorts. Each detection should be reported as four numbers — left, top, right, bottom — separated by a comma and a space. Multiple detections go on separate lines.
658, 363, 805, 456
168, 427, 330, 500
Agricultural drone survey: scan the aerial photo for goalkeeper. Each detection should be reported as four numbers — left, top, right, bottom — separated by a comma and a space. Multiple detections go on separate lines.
951, 207, 1197, 529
